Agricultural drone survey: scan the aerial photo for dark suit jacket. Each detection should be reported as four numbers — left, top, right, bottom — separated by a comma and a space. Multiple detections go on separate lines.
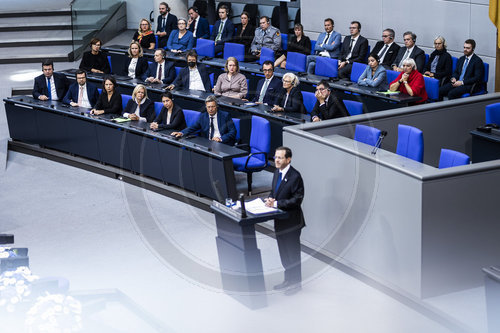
145, 61, 175, 84
370, 41, 400, 68
32, 72, 69, 100
423, 50, 453, 82
181, 110, 236, 145
62, 82, 99, 107
210, 19, 234, 45
123, 98, 155, 122
276, 87, 306, 114
269, 166, 305, 232
121, 57, 149, 81
172, 65, 212, 92
310, 95, 348, 121
94, 91, 122, 114
189, 16, 210, 39
393, 46, 426, 73
452, 53, 484, 86
233, 24, 255, 53
153, 104, 186, 130
339, 35, 369, 64
156, 13, 178, 47
253, 76, 281, 105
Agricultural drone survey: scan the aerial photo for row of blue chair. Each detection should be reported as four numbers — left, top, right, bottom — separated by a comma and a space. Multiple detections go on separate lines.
354, 124, 470, 169
300, 91, 363, 116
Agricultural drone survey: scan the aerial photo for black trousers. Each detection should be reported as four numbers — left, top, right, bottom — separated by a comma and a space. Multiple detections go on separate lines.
439, 82, 473, 100
276, 227, 302, 284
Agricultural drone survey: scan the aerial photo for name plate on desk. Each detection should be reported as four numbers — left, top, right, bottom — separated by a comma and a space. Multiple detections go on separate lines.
212, 201, 243, 219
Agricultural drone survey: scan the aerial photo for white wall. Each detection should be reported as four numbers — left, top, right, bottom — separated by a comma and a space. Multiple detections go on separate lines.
302, 0, 497, 92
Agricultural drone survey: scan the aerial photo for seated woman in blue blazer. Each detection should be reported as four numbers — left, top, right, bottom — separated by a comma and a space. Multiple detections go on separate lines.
150, 91, 186, 131
122, 84, 155, 122
357, 54, 388, 90
166, 18, 194, 54
272, 72, 306, 114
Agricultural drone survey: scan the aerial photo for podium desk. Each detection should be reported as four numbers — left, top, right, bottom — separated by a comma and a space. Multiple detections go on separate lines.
470, 129, 500, 163
4, 96, 246, 201
211, 201, 287, 310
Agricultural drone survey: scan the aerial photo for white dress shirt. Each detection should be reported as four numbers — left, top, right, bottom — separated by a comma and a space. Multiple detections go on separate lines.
189, 67, 205, 91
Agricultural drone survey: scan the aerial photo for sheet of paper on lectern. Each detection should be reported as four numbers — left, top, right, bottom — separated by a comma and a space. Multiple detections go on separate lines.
245, 198, 277, 215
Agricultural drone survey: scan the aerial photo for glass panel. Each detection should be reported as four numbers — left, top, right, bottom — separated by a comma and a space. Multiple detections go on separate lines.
71, 0, 123, 60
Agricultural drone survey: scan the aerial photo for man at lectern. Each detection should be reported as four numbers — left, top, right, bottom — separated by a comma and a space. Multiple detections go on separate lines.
265, 146, 305, 295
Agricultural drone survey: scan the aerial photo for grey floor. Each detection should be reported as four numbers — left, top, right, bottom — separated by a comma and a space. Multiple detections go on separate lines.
0, 32, 492, 333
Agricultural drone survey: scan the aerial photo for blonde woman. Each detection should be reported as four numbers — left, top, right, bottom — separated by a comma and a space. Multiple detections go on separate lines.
214, 57, 248, 99
122, 84, 155, 122
132, 19, 156, 50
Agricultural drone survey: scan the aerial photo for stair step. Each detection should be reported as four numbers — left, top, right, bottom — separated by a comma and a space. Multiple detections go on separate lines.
0, 16, 71, 26
0, 45, 73, 64
0, 8, 71, 18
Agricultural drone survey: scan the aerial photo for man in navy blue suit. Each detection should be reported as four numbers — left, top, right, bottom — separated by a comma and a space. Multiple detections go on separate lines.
156, 2, 178, 49
172, 95, 236, 145
210, 5, 234, 56
63, 70, 99, 108
145, 49, 175, 85
265, 146, 305, 295
253, 61, 282, 105
32, 59, 69, 101
187, 6, 210, 42
439, 39, 484, 100
166, 50, 211, 92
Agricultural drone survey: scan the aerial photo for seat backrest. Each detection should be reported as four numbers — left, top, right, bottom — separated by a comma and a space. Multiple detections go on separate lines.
286, 51, 307, 72
396, 124, 424, 162
98, 88, 102, 95
175, 66, 182, 77
243, 4, 259, 26
154, 101, 162, 117
386, 69, 399, 86
343, 100, 363, 116
259, 47, 275, 65
271, 6, 280, 26
301, 91, 316, 114
354, 124, 381, 146
486, 102, 500, 125
195, 38, 215, 58
223, 42, 245, 62
452, 56, 459, 72
232, 118, 241, 143
121, 94, 132, 110
310, 40, 316, 54
315, 57, 338, 78
183, 109, 201, 128
424, 76, 439, 101
483, 62, 490, 84
350, 62, 368, 82
281, 33, 288, 51
250, 116, 271, 162
439, 149, 470, 169
107, 55, 112, 74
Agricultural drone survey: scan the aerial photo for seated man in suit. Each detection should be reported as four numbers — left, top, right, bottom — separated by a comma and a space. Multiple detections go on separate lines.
265, 146, 305, 295
370, 28, 400, 69
306, 18, 341, 74
156, 2, 178, 49
210, 5, 234, 56
166, 50, 211, 92
32, 59, 69, 101
253, 61, 282, 105
145, 49, 175, 85
311, 79, 348, 122
62, 69, 99, 108
338, 21, 369, 80
439, 39, 484, 100
187, 6, 210, 42
172, 95, 236, 145
250, 16, 281, 60
392, 31, 425, 73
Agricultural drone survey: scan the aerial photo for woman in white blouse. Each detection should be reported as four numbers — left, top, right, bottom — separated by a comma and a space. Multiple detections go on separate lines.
122, 84, 155, 122
122, 41, 149, 80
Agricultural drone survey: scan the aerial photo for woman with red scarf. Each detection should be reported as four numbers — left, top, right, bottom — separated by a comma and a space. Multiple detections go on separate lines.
132, 19, 156, 50
389, 58, 428, 104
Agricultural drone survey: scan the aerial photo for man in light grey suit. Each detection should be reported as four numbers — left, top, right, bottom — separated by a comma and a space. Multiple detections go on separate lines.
306, 18, 341, 74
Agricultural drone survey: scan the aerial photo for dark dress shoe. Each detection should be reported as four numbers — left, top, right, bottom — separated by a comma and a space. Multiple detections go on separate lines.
273, 280, 290, 290
284, 283, 302, 296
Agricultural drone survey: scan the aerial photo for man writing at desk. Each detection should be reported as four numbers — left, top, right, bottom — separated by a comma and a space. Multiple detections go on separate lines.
171, 95, 236, 145
265, 146, 305, 295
